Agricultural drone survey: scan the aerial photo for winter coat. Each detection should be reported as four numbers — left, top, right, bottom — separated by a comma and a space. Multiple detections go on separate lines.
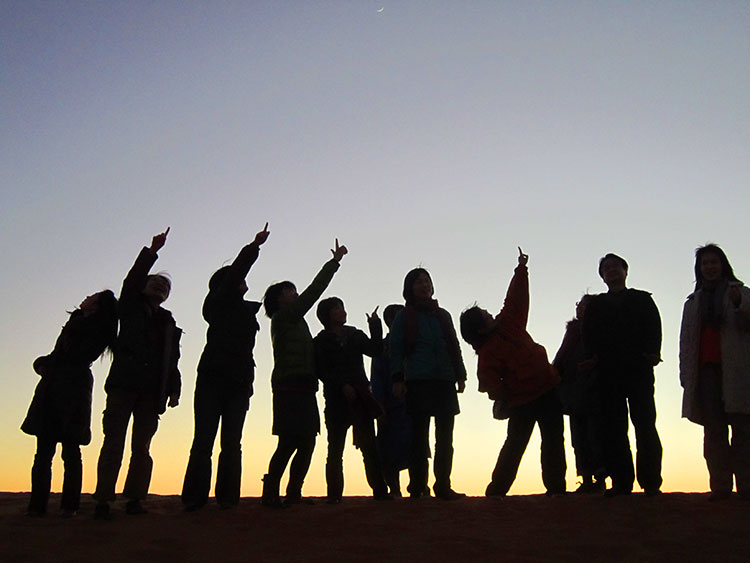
680, 283, 750, 423
21, 310, 112, 445
552, 318, 598, 415
475, 265, 559, 408
315, 319, 383, 423
389, 308, 466, 384
105, 247, 181, 414
270, 259, 339, 392
197, 241, 262, 395
582, 288, 661, 377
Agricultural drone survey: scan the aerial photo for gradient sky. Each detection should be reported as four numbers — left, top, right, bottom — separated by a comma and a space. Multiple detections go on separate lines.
2, 1, 749, 498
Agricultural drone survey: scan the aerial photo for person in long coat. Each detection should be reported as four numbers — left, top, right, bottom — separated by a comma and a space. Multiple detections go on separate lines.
22, 290, 118, 516
679, 243, 750, 501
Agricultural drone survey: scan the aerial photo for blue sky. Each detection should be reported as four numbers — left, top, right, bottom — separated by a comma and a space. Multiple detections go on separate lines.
2, 1, 749, 496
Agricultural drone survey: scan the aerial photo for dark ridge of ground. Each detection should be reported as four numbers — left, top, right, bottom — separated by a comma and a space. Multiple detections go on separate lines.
1, 492, 749, 562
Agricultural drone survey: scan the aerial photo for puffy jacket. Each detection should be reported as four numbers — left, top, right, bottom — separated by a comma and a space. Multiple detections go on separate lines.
476, 265, 559, 407
270, 259, 339, 392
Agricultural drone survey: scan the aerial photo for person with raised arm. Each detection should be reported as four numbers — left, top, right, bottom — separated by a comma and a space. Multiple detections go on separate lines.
93, 228, 182, 519
261, 239, 348, 507
460, 248, 566, 497
182, 223, 270, 511
370, 304, 411, 497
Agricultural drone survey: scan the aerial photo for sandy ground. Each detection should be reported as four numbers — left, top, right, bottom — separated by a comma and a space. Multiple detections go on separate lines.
1, 491, 749, 562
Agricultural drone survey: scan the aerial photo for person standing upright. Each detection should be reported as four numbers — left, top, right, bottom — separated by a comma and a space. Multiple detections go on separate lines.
260, 239, 348, 507
679, 244, 750, 501
390, 268, 467, 500
583, 253, 662, 496
182, 223, 270, 511
93, 228, 182, 519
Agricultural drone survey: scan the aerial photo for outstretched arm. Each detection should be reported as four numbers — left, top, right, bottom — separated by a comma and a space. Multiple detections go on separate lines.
285, 239, 347, 319
216, 223, 270, 295
122, 227, 170, 298
497, 247, 530, 330
330, 238, 348, 262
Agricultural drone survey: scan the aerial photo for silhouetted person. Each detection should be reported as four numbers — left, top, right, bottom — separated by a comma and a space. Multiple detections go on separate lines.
181, 223, 270, 511
93, 228, 182, 519
583, 253, 662, 497
460, 248, 566, 497
370, 304, 412, 497
314, 297, 389, 503
390, 267, 467, 500
22, 290, 118, 517
680, 244, 750, 501
553, 295, 605, 493
261, 239, 348, 508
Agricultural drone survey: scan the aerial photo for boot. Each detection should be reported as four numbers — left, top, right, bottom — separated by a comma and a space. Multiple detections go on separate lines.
261, 474, 285, 509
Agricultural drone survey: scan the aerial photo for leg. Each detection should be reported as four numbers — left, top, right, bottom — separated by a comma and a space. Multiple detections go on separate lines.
325, 422, 348, 501
729, 413, 750, 495
286, 435, 316, 500
433, 414, 456, 495
214, 387, 249, 508
94, 390, 136, 503
698, 365, 732, 493
181, 381, 222, 509
122, 392, 159, 502
407, 413, 430, 497
489, 405, 536, 495
600, 380, 634, 493
28, 437, 57, 515
627, 375, 663, 493
263, 435, 297, 506
569, 413, 589, 478
60, 442, 82, 512
536, 393, 567, 494
357, 419, 388, 497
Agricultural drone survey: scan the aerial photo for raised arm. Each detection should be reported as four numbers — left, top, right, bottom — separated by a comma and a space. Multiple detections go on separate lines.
121, 227, 169, 298
285, 239, 348, 319
356, 306, 383, 358
215, 223, 270, 295
497, 247, 530, 330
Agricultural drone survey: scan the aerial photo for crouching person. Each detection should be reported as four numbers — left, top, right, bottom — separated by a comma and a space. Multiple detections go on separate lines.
460, 247, 566, 497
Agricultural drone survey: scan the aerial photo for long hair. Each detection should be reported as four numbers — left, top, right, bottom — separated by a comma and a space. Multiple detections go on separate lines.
694, 243, 741, 289
92, 290, 118, 357
402, 267, 432, 303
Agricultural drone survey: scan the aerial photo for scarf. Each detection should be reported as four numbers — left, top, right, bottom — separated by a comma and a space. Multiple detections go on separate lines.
700, 280, 727, 330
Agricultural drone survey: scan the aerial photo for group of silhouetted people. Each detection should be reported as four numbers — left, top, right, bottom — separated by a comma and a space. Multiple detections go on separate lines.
21, 226, 750, 518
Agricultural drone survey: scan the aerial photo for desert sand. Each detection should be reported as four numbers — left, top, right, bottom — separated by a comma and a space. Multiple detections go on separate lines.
2, 491, 749, 562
